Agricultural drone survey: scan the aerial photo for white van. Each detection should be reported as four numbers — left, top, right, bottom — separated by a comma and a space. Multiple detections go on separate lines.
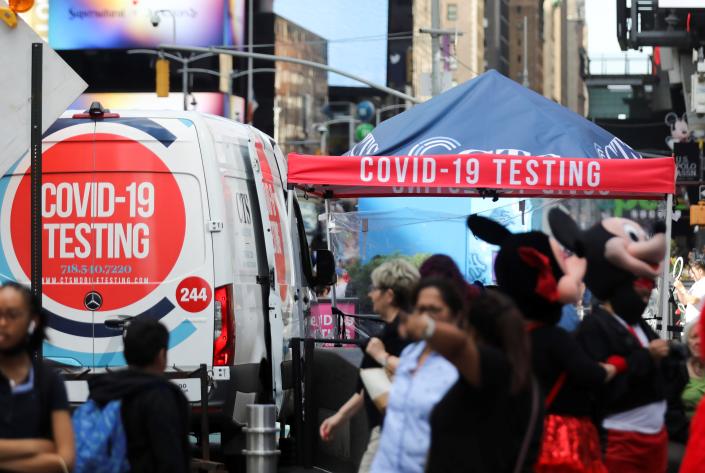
0, 104, 332, 424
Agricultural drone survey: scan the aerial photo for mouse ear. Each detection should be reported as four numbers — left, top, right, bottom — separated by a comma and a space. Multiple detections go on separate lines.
548, 208, 585, 257
467, 215, 512, 245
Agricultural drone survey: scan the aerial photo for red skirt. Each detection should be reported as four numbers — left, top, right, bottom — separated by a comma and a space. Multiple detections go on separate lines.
535, 414, 607, 473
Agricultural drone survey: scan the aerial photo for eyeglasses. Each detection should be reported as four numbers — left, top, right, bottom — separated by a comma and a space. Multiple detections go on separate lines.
413, 305, 444, 317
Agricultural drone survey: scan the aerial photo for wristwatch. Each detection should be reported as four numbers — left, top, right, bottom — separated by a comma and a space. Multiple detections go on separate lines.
422, 315, 436, 340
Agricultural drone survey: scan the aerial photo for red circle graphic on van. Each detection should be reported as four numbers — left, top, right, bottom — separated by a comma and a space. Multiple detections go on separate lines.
10, 134, 186, 311
175, 277, 212, 313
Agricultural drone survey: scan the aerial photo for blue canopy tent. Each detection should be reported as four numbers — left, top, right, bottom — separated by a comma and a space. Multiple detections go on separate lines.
348, 69, 641, 159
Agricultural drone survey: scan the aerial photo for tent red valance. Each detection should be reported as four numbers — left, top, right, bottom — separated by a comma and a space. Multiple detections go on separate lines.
287, 154, 675, 200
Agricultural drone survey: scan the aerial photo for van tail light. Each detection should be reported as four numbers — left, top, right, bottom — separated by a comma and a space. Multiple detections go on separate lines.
213, 285, 235, 366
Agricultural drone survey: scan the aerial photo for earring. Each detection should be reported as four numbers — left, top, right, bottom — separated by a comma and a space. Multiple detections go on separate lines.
28, 320, 36, 335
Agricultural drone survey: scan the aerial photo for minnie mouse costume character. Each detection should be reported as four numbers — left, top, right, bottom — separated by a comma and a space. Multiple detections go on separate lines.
468, 215, 616, 473
548, 208, 671, 473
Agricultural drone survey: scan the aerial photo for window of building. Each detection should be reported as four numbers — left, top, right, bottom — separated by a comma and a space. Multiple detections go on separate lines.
447, 4, 458, 21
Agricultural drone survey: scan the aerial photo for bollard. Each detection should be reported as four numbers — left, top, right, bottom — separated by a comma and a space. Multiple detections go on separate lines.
243, 404, 279, 473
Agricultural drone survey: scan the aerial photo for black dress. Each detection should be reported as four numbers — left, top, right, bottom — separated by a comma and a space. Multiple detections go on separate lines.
426, 345, 540, 473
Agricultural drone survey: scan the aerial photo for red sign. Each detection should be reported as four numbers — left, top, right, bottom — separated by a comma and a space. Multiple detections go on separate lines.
254, 139, 288, 300
10, 134, 186, 311
287, 154, 676, 199
176, 277, 213, 313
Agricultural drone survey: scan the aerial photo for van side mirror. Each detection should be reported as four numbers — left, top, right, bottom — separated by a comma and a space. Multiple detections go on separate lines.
313, 249, 336, 287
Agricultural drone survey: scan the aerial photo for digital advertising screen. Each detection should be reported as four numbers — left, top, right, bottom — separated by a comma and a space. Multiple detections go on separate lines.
69, 92, 245, 121
48, 0, 243, 50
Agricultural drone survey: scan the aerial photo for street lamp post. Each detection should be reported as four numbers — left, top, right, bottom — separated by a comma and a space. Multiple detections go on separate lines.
127, 49, 215, 111
312, 116, 360, 155
375, 103, 409, 126
176, 67, 276, 118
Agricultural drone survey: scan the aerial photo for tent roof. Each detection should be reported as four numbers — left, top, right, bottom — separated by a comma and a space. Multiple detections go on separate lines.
347, 70, 642, 160
288, 153, 675, 199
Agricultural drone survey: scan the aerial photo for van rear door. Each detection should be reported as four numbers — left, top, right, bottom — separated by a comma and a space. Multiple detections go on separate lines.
87, 118, 215, 369
247, 133, 288, 404
24, 117, 215, 370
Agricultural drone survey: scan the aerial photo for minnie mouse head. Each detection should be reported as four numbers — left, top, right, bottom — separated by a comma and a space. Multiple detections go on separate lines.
467, 215, 585, 324
548, 208, 666, 324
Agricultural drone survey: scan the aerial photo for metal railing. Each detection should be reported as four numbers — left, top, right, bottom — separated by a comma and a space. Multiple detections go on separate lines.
588, 53, 654, 76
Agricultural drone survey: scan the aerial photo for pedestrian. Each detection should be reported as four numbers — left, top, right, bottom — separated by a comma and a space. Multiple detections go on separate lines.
418, 254, 481, 302
549, 209, 673, 473
0, 281, 74, 473
674, 260, 705, 325
681, 319, 705, 419
369, 277, 460, 473
80, 319, 190, 473
678, 313, 705, 473
404, 286, 538, 473
319, 259, 419, 473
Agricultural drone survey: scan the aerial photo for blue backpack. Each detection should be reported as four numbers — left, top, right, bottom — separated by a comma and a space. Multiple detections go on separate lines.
72, 399, 130, 473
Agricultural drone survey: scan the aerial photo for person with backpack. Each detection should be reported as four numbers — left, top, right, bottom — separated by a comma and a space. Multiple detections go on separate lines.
0, 281, 75, 473
74, 319, 190, 473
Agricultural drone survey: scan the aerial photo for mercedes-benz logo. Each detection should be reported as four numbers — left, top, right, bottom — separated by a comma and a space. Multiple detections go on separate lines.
84, 291, 103, 311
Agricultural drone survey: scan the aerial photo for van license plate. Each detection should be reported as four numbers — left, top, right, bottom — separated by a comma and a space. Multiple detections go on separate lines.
171, 378, 202, 402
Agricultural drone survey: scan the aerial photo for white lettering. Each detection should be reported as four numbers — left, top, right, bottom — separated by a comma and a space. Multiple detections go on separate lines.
42, 184, 56, 217
378, 157, 390, 182
526, 160, 539, 185
543, 160, 555, 185
509, 159, 521, 185
59, 224, 74, 258
56, 183, 72, 218
360, 157, 373, 182
587, 161, 601, 187
394, 158, 409, 182
569, 161, 583, 186
44, 223, 59, 258
422, 158, 436, 183
493, 158, 506, 184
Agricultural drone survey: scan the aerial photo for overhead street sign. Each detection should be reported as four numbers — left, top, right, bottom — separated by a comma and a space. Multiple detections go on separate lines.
0, 3, 87, 168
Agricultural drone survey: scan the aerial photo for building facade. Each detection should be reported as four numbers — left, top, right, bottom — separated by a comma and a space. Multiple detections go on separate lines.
273, 16, 328, 154
543, 0, 588, 115
507, 0, 544, 94
250, 10, 328, 155
485, 0, 510, 76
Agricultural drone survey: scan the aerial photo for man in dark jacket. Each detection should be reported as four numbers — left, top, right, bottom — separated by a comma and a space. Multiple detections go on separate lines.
88, 320, 190, 473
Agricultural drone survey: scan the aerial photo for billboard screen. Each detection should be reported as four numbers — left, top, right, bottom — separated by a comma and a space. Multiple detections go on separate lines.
69, 92, 245, 120
49, 0, 241, 50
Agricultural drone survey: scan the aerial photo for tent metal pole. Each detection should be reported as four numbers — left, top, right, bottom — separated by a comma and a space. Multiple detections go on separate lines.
660, 193, 673, 339
324, 199, 338, 336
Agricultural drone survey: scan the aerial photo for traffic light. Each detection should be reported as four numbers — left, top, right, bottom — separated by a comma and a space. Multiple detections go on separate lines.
355, 100, 375, 122
156, 58, 170, 97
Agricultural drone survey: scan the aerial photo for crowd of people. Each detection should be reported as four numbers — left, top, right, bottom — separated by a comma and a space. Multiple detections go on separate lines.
6, 209, 705, 473
320, 210, 705, 473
